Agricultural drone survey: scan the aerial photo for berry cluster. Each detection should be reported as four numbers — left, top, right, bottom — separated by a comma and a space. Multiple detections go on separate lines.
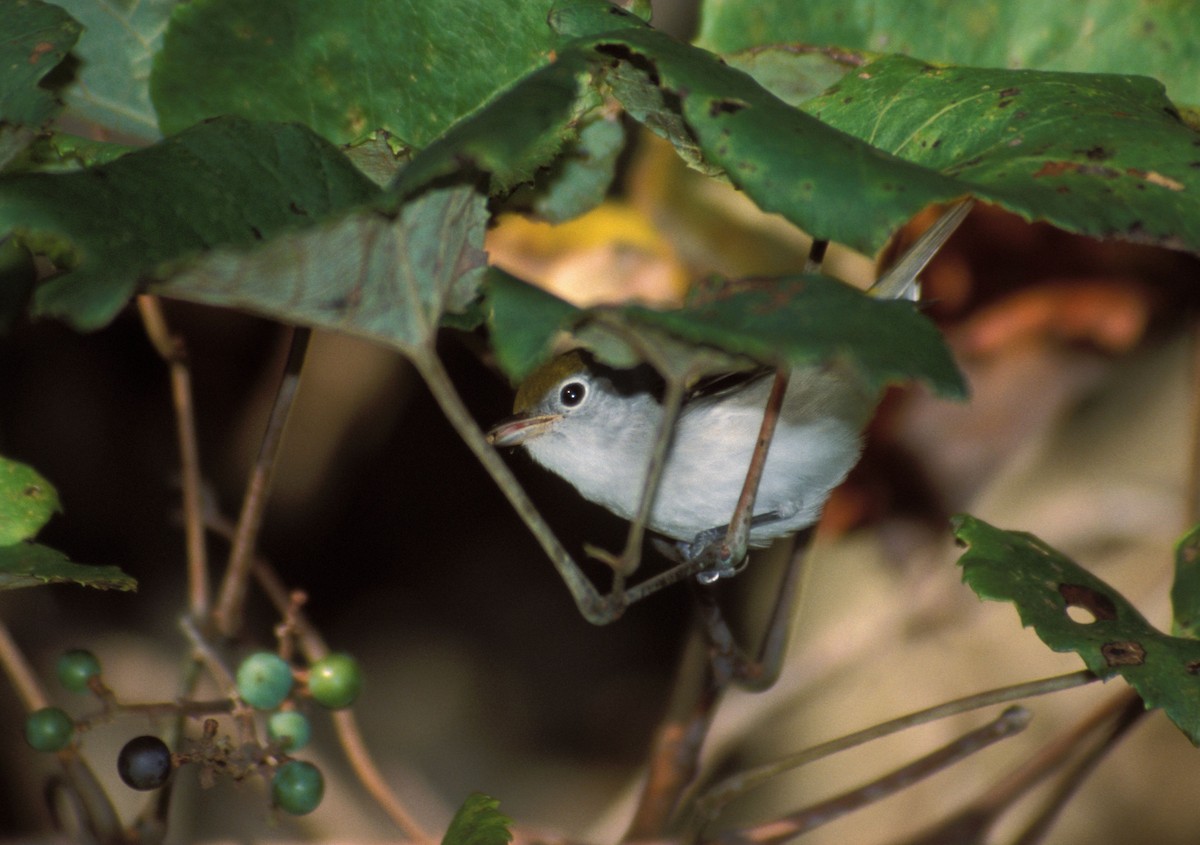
23, 647, 363, 817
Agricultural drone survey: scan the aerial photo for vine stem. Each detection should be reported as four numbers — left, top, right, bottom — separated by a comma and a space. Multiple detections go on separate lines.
212, 326, 311, 638
255, 559, 435, 844
711, 706, 1031, 845
899, 687, 1143, 845
0, 614, 127, 842
137, 296, 210, 619
0, 611, 49, 711
691, 669, 1096, 826
411, 350, 614, 622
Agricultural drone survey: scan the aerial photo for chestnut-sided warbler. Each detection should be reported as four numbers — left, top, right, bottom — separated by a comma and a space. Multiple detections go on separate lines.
487, 203, 969, 557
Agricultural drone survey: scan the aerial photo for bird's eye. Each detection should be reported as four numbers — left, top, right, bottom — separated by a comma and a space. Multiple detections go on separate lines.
559, 381, 587, 408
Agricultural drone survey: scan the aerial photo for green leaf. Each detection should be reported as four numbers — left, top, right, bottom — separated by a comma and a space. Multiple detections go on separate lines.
53, 0, 174, 140
529, 116, 624, 222
486, 270, 965, 397
14, 132, 135, 172
0, 456, 60, 544
0, 117, 380, 330
723, 45, 867, 108
441, 793, 513, 845
0, 542, 136, 591
153, 186, 489, 357
486, 269, 583, 382
696, 0, 1200, 106
390, 52, 592, 199
566, 25, 964, 253
151, 0, 562, 146
800, 55, 1200, 252
1171, 524, 1200, 639
954, 514, 1200, 746
0, 0, 82, 168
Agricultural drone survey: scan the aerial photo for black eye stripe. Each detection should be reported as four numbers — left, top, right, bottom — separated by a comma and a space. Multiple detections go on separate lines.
560, 381, 586, 407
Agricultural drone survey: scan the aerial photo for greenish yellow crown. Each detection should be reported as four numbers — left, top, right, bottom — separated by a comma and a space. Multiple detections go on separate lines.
514, 350, 588, 413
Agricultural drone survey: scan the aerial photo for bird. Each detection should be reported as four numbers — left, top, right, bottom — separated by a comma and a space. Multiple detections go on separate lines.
487, 201, 970, 568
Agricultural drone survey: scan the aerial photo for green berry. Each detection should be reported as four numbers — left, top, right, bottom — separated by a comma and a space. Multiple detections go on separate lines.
25, 707, 74, 751
268, 711, 311, 751
117, 735, 172, 790
307, 653, 361, 709
56, 649, 102, 693
236, 652, 294, 710
272, 760, 324, 815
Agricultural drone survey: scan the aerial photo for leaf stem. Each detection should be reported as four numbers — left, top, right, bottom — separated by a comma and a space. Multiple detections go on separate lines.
212, 326, 311, 638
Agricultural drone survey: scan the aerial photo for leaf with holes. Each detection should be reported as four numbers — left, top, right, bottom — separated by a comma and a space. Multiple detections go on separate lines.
0, 0, 81, 168
557, 22, 964, 253
696, 0, 1200, 105
799, 55, 1200, 253
954, 514, 1200, 745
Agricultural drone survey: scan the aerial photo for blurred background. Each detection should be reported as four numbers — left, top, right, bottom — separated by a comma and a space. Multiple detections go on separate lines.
4, 2, 1200, 844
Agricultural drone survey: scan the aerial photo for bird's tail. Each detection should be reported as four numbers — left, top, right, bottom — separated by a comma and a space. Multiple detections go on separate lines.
868, 199, 974, 301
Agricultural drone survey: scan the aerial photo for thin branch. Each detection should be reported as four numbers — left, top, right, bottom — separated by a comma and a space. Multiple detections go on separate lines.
899, 688, 1140, 845
242, 537, 433, 844
718, 370, 789, 572
1011, 692, 1145, 845
1187, 316, 1200, 526
712, 707, 1030, 845
137, 296, 210, 619
607, 374, 688, 581
413, 350, 616, 623
0, 614, 128, 842
624, 628, 722, 840
696, 529, 812, 691
0, 611, 50, 711
692, 670, 1096, 825
212, 326, 311, 638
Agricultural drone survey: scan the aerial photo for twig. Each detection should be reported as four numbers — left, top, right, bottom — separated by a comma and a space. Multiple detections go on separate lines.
696, 530, 811, 691
718, 370, 789, 571
1011, 691, 1145, 845
413, 351, 616, 623
241, 537, 433, 844
137, 296, 210, 619
692, 670, 1096, 825
899, 688, 1140, 845
0, 611, 50, 711
0, 614, 128, 842
212, 326, 311, 638
1186, 316, 1200, 526
624, 628, 721, 840
711, 706, 1030, 845
607, 374, 688, 581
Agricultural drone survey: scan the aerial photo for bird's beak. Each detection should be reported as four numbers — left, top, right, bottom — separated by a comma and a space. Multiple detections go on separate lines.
486, 412, 562, 447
